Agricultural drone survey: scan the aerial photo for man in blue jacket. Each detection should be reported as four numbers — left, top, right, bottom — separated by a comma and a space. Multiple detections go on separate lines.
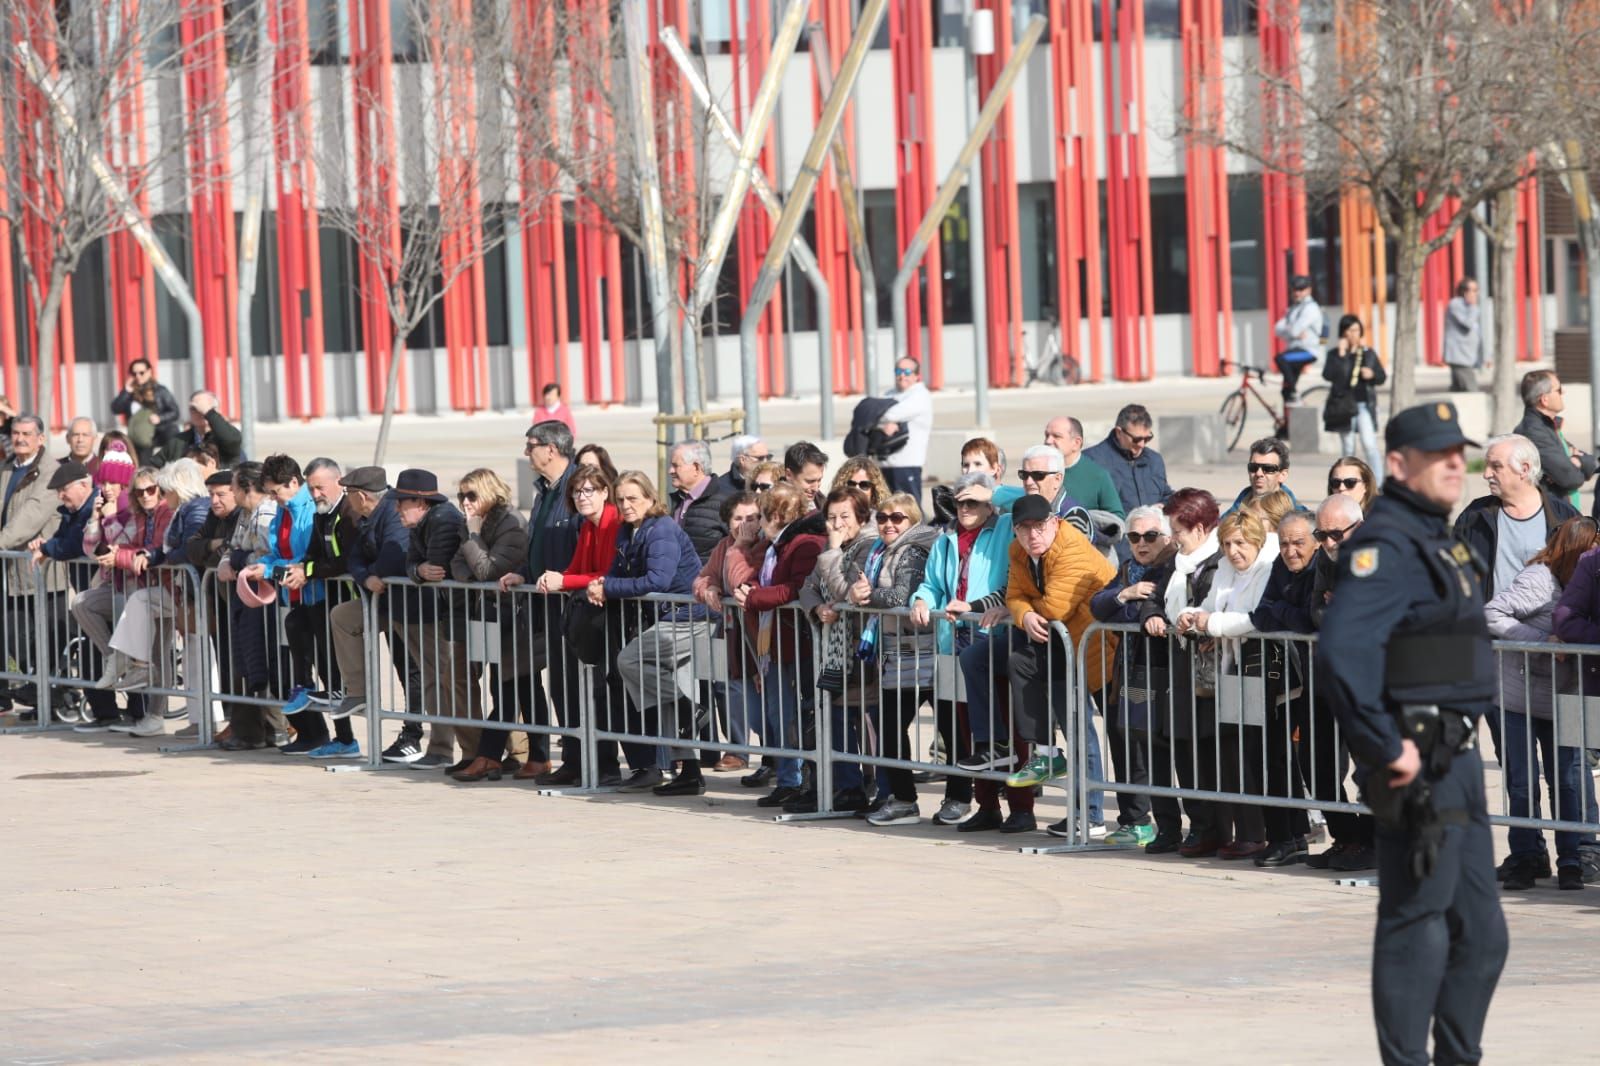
1082, 404, 1173, 517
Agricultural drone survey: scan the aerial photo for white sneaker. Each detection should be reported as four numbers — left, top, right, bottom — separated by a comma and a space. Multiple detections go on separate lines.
128, 715, 165, 737
931, 799, 972, 825
1088, 823, 1109, 841
867, 799, 920, 827
113, 665, 151, 692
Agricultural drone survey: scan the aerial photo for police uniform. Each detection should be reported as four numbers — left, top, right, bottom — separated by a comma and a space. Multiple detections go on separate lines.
1316, 402, 1508, 1066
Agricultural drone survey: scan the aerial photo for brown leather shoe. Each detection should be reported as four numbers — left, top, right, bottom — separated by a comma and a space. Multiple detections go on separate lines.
451, 757, 503, 782
1218, 840, 1269, 861
714, 754, 747, 772
513, 759, 552, 781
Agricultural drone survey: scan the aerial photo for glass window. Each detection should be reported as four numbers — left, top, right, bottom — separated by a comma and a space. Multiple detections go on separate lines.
1228, 175, 1266, 312
781, 210, 820, 334
483, 235, 510, 347
1147, 177, 1189, 315
320, 225, 362, 354
933, 0, 965, 47
308, 0, 344, 65
151, 214, 191, 368
1018, 183, 1056, 320
939, 198, 974, 326
68, 237, 110, 364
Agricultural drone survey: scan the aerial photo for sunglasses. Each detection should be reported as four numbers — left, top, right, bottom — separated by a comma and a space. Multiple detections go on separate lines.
754, 482, 775, 493
1247, 462, 1283, 475
1121, 432, 1154, 445
845, 478, 875, 492
1127, 531, 1164, 544
137, 485, 160, 496
1328, 477, 1361, 491
875, 511, 911, 525
1313, 522, 1359, 544
955, 498, 988, 510
458, 491, 479, 503
1018, 470, 1055, 483
894, 368, 916, 377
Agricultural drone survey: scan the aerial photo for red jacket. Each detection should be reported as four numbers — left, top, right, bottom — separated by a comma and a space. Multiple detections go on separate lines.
742, 524, 825, 664
561, 504, 621, 589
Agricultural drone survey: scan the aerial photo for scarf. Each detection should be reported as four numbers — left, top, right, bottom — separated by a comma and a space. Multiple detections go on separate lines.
1164, 528, 1220, 646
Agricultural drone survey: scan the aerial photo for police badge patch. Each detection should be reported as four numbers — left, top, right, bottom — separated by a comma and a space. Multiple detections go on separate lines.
1351, 547, 1379, 577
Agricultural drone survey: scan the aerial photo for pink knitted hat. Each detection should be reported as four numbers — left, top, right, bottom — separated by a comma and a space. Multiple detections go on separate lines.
97, 441, 135, 487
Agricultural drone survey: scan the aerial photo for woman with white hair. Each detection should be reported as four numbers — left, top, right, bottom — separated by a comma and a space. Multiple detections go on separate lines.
99, 459, 212, 700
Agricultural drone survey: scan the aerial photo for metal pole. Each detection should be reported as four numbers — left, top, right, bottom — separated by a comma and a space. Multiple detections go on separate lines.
966, 9, 992, 428
16, 42, 206, 394
691, 0, 811, 314
237, 156, 267, 461
739, 0, 890, 437
622, 1, 682, 426
890, 14, 1045, 397
807, 25, 877, 401
659, 28, 834, 439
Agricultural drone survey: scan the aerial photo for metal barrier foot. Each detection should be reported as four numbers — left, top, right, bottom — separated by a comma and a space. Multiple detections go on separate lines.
772, 810, 857, 823
157, 741, 218, 754
1334, 876, 1379, 888
536, 786, 618, 797
0, 720, 74, 735
1018, 842, 1144, 856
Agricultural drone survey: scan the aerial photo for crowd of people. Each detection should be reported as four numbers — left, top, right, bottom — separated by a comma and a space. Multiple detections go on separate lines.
1, 363, 1597, 881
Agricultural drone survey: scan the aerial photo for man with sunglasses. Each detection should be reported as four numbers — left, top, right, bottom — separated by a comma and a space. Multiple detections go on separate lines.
1226, 437, 1298, 516
1512, 370, 1595, 510
1083, 404, 1172, 521
1317, 401, 1506, 1066
717, 435, 769, 493
877, 357, 933, 507
1453, 433, 1576, 602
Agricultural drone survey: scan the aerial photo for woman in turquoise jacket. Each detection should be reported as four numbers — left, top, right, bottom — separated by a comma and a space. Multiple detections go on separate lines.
908, 472, 1017, 828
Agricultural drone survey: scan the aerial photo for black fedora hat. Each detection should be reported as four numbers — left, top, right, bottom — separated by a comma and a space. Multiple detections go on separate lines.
391, 468, 446, 503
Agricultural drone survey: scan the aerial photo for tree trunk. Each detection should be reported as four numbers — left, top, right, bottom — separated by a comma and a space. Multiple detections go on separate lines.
31, 269, 68, 424
372, 327, 408, 466
1490, 187, 1522, 434
1583, 217, 1600, 445
1389, 207, 1423, 413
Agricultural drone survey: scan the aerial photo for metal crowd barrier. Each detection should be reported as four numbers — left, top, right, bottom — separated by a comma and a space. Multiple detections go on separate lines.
6, 547, 1599, 865
808, 604, 1086, 828
1067, 621, 1600, 854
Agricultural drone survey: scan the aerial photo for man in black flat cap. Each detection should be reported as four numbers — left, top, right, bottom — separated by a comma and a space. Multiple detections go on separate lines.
1317, 402, 1507, 1066
383, 469, 479, 770
1273, 273, 1325, 404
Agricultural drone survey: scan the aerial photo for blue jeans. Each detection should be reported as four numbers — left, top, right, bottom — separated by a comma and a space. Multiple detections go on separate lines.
1501, 710, 1597, 868
730, 665, 804, 788
827, 692, 869, 793
1337, 403, 1382, 474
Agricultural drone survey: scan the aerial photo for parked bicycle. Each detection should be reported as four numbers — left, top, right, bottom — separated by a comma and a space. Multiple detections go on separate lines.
1023, 309, 1081, 387
1218, 360, 1325, 451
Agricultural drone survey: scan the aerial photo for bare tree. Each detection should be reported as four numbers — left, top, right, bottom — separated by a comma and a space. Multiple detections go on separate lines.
1547, 1, 1600, 434
0, 0, 245, 421
1213, 0, 1583, 412
316, 0, 543, 464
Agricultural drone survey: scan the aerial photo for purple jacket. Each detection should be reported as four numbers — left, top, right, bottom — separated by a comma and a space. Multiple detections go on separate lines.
1552, 547, 1600, 695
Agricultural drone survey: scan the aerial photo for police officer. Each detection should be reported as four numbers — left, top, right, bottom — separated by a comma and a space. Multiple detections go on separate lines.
1317, 402, 1508, 1066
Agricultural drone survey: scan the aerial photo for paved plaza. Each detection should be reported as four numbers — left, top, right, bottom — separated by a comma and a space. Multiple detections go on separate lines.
2, 726, 1598, 1063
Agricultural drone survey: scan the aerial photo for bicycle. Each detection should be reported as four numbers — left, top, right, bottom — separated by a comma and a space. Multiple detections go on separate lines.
1023, 311, 1082, 387
1218, 360, 1325, 452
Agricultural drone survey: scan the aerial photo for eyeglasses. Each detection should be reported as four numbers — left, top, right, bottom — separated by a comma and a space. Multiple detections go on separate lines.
745, 452, 771, 463
845, 479, 875, 492
1313, 522, 1360, 544
1018, 470, 1055, 483
1328, 477, 1361, 491
1127, 531, 1164, 544
754, 481, 775, 493
572, 485, 602, 498
137, 485, 160, 496
1247, 462, 1283, 475
458, 491, 479, 503
875, 511, 910, 525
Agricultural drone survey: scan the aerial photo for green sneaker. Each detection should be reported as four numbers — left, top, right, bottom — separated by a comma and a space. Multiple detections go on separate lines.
1005, 752, 1070, 788
1104, 822, 1156, 846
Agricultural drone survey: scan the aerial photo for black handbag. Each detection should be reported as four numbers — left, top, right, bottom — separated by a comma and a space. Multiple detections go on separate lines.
562, 594, 612, 666
1237, 638, 1302, 705
1124, 660, 1169, 704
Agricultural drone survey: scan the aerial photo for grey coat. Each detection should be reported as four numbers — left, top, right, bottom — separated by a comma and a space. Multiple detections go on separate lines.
1442, 296, 1481, 368
0, 450, 65, 595
1483, 561, 1561, 718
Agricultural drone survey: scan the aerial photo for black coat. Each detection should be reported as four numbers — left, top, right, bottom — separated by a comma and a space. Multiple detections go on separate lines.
400, 500, 466, 629
670, 477, 733, 562
1451, 489, 1577, 600
1512, 406, 1597, 500
1320, 345, 1386, 430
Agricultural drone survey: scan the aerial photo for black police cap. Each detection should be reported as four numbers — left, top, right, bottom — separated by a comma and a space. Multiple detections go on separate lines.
1384, 401, 1480, 453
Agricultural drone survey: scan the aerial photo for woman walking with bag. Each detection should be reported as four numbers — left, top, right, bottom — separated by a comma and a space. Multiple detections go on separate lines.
1321, 314, 1386, 472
